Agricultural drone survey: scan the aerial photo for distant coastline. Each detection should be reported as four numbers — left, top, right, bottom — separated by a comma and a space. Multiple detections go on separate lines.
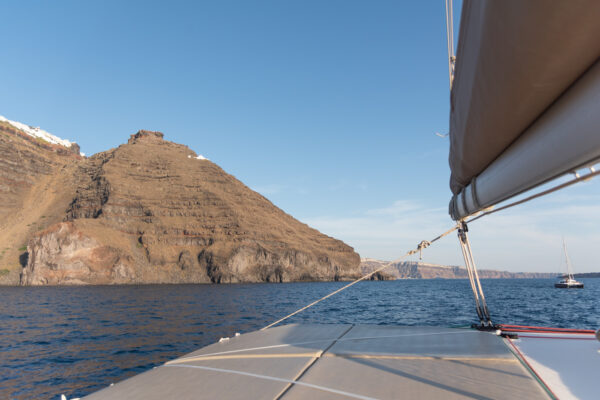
361, 259, 564, 280
571, 272, 600, 278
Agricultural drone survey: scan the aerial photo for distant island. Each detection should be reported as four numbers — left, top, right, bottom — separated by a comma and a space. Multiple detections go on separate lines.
571, 272, 600, 278
361, 258, 559, 280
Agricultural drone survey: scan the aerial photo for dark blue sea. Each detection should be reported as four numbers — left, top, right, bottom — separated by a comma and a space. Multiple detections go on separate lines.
1, 278, 599, 399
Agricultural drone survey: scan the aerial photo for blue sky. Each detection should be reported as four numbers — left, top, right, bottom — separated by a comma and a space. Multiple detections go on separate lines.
2, 1, 599, 272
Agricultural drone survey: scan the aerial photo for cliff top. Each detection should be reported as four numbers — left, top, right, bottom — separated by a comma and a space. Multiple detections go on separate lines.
0, 114, 82, 155
128, 130, 165, 144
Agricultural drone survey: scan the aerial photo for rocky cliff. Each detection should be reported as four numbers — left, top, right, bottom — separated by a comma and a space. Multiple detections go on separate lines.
1, 119, 361, 285
0, 118, 81, 284
361, 259, 556, 279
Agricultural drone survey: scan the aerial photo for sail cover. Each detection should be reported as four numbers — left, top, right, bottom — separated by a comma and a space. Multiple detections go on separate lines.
449, 0, 600, 220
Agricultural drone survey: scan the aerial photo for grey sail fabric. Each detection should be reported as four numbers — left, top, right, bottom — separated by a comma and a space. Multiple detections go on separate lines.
448, 0, 600, 219
450, 60, 600, 220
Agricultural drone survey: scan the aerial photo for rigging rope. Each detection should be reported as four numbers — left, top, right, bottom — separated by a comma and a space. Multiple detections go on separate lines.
261, 168, 600, 331
261, 226, 458, 330
466, 167, 600, 224
457, 222, 492, 326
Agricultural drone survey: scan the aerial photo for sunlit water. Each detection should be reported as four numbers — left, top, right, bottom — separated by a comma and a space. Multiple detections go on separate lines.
1, 279, 599, 399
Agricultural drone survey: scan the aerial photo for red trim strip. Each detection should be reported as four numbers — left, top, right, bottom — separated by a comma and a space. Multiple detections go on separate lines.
499, 324, 595, 334
517, 335, 596, 340
501, 328, 595, 335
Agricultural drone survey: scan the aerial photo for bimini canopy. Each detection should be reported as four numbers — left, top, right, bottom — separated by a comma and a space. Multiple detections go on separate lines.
449, 0, 600, 220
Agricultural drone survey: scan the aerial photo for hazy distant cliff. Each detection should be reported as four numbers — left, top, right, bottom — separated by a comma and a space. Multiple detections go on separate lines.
0, 118, 361, 285
361, 259, 557, 279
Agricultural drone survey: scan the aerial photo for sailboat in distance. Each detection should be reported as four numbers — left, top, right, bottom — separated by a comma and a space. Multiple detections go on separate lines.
555, 239, 584, 288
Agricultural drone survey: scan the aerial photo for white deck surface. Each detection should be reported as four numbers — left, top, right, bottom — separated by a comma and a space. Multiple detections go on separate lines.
510, 332, 600, 400
84, 324, 552, 400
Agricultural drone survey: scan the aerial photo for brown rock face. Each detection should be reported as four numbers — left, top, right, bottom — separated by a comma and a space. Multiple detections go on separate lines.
0, 121, 81, 284
21, 222, 134, 285
5, 125, 361, 285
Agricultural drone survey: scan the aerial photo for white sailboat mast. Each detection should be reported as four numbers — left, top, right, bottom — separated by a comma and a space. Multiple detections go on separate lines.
563, 239, 575, 280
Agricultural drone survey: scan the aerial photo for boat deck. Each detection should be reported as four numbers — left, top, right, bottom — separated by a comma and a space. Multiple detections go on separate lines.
505, 329, 599, 399
83, 324, 567, 399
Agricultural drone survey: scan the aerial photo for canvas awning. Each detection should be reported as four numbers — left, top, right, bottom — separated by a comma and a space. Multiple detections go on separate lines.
449, 0, 600, 219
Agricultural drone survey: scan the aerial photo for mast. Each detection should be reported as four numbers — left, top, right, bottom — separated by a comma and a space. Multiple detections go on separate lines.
563, 239, 574, 280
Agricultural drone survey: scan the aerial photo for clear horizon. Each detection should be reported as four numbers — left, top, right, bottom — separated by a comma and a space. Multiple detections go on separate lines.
2, 0, 599, 273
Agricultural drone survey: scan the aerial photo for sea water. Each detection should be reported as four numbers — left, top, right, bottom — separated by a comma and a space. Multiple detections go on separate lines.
1, 278, 599, 399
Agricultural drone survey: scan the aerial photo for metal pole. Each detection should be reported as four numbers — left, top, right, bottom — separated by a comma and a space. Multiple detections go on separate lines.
457, 222, 493, 327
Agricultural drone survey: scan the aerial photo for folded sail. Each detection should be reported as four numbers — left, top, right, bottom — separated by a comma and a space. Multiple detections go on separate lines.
448, 0, 600, 219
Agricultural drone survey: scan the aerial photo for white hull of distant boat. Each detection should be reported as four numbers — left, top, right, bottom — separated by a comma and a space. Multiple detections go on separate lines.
555, 279, 584, 289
